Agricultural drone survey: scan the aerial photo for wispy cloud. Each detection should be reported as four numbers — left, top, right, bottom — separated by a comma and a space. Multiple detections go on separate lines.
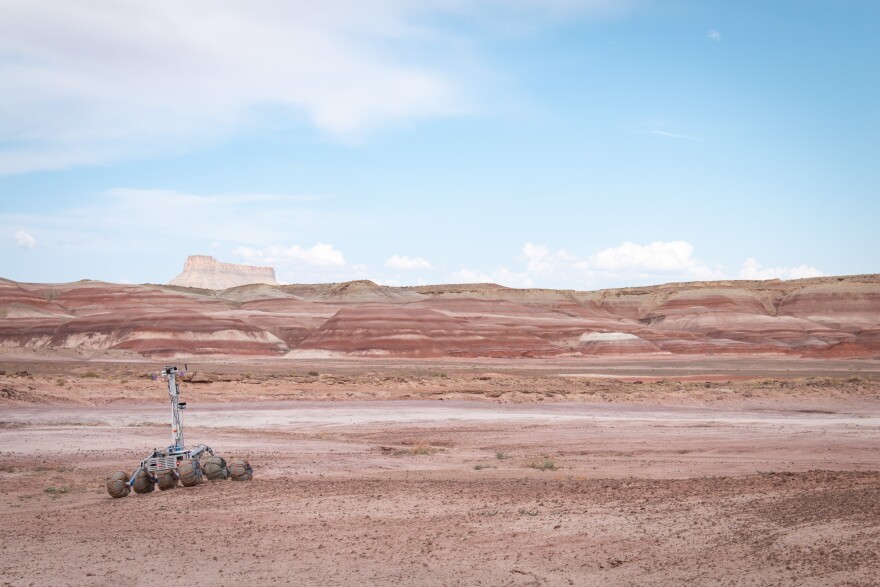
0, 2, 465, 174
14, 230, 36, 249
234, 243, 345, 267
386, 255, 433, 270
708, 29, 721, 42
0, 1, 632, 174
649, 129, 702, 142
0, 189, 386, 282
0, 189, 342, 256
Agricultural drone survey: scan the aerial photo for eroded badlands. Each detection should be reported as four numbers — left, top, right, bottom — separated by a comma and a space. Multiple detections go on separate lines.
1, 273, 878, 360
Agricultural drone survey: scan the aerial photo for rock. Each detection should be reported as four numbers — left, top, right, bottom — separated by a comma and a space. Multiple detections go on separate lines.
169, 255, 277, 290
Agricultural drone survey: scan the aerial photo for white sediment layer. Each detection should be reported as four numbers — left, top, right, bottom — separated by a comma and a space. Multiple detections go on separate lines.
579, 332, 640, 342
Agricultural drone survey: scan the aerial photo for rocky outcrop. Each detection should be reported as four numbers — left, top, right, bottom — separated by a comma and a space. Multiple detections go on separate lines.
169, 256, 277, 290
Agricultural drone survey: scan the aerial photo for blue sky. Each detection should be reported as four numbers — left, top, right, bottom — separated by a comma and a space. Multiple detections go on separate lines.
1, 0, 877, 289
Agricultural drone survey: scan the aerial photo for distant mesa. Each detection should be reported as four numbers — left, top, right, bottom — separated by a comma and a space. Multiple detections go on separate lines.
169, 255, 277, 290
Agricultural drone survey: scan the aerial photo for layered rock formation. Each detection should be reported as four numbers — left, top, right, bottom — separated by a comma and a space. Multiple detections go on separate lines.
0, 274, 878, 359
169, 256, 277, 290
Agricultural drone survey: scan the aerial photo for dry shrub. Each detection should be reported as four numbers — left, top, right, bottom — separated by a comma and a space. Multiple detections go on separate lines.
393, 444, 438, 456
523, 456, 558, 471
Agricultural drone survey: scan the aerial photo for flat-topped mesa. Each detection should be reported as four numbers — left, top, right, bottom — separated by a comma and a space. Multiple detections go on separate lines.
169, 255, 278, 290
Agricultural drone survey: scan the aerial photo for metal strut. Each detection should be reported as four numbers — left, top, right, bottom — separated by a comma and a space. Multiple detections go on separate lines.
165, 365, 185, 450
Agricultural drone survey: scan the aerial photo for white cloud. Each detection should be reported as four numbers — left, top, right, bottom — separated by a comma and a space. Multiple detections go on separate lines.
587, 240, 719, 278
462, 240, 722, 290
15, 230, 36, 248
591, 240, 689, 271
210, 242, 222, 250
0, 1, 465, 173
521, 242, 576, 273
739, 258, 824, 281
234, 242, 345, 267
0, 189, 365, 282
386, 254, 433, 270
708, 29, 721, 42
0, 1, 631, 174
453, 267, 534, 288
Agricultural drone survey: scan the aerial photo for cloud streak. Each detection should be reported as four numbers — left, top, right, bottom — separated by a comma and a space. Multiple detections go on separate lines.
649, 129, 702, 141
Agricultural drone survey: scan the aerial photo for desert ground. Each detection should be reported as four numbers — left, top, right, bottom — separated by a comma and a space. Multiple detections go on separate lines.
1, 357, 879, 586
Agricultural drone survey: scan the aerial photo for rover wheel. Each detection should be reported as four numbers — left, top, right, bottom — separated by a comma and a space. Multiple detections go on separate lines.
132, 469, 155, 494
178, 460, 202, 487
106, 471, 130, 498
228, 458, 253, 481
203, 456, 229, 481
157, 470, 177, 491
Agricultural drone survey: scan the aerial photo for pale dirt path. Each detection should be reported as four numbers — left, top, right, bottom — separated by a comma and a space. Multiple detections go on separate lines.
2, 400, 880, 477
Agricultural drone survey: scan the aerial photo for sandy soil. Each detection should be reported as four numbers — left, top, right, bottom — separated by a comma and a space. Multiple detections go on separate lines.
1, 359, 879, 585
2, 356, 880, 406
